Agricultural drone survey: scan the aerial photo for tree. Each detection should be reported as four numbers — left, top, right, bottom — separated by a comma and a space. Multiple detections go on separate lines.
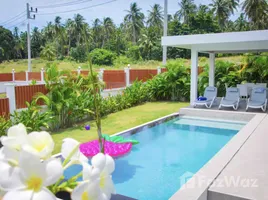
31, 27, 43, 57
210, 0, 230, 29
139, 28, 156, 60
242, 0, 268, 29
175, 0, 196, 24
40, 43, 56, 61
73, 14, 86, 44
147, 4, 163, 32
13, 27, 24, 59
102, 17, 115, 48
0, 26, 15, 62
65, 19, 75, 55
235, 13, 249, 31
124, 2, 145, 44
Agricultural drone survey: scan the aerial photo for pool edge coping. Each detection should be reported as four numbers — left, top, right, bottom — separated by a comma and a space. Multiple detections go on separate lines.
169, 108, 267, 200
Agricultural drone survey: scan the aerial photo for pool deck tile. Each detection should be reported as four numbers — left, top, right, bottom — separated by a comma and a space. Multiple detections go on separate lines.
208, 114, 268, 200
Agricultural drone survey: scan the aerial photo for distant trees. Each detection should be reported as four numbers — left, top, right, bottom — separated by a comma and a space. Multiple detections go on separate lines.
0, 1, 267, 63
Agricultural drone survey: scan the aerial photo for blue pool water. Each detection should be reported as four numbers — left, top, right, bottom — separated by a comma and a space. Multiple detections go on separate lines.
65, 117, 243, 200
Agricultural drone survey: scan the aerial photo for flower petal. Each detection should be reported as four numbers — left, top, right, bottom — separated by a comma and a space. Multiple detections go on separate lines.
7, 123, 27, 138
61, 138, 80, 159
19, 151, 46, 183
71, 181, 90, 200
104, 154, 115, 174
82, 162, 100, 181
3, 189, 33, 200
100, 175, 116, 199
91, 153, 106, 171
32, 188, 57, 200
0, 161, 24, 190
23, 131, 54, 160
43, 158, 63, 186
71, 181, 101, 200
0, 146, 20, 164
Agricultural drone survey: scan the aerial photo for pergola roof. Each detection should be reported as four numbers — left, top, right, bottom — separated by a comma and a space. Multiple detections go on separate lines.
161, 30, 268, 53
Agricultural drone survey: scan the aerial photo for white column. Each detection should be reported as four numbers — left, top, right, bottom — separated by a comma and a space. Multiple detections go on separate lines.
41, 68, 45, 83
77, 66, 81, 75
12, 69, 15, 82
99, 68, 104, 82
157, 66, 161, 74
209, 53, 215, 87
162, 0, 168, 65
26, 71, 29, 82
190, 49, 198, 106
5, 83, 16, 114
124, 67, 130, 87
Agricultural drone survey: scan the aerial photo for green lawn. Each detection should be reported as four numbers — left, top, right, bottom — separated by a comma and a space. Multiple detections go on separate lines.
51, 101, 189, 154
0, 56, 245, 73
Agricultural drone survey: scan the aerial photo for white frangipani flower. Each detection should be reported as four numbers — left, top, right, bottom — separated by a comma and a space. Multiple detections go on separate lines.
91, 153, 116, 199
2, 151, 63, 200
0, 147, 22, 190
61, 138, 88, 168
22, 131, 54, 160
71, 156, 109, 200
0, 123, 28, 150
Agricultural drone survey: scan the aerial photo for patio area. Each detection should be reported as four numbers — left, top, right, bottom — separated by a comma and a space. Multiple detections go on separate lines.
191, 98, 268, 113
162, 30, 268, 110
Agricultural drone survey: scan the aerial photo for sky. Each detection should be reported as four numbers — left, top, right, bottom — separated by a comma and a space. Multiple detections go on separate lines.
0, 0, 242, 32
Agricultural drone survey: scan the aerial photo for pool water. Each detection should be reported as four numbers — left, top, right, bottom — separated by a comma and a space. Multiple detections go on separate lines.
65, 117, 243, 200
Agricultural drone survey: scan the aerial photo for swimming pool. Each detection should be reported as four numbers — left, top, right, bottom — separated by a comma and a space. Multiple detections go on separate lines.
65, 116, 245, 200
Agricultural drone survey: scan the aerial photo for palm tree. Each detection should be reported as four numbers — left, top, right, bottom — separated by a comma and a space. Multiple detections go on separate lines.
13, 27, 24, 59
210, 0, 230, 29
175, 0, 196, 24
102, 17, 115, 47
65, 19, 75, 55
147, 4, 163, 30
92, 18, 103, 48
139, 29, 155, 60
124, 2, 145, 44
227, 0, 239, 14
42, 22, 54, 42
40, 43, 56, 61
235, 13, 249, 31
242, 0, 268, 29
73, 14, 85, 44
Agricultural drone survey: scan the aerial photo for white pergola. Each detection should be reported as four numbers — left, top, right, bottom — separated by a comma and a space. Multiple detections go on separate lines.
161, 30, 268, 105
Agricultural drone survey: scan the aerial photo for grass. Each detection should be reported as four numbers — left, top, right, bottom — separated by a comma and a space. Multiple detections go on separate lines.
0, 56, 245, 73
51, 101, 189, 154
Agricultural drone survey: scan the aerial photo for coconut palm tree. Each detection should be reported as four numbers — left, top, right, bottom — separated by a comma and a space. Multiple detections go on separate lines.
175, 0, 196, 24
92, 18, 103, 48
147, 4, 163, 30
210, 0, 230, 29
42, 22, 54, 42
124, 2, 145, 44
65, 19, 75, 55
242, 0, 268, 29
235, 13, 249, 31
73, 14, 85, 44
102, 17, 115, 47
226, 0, 239, 15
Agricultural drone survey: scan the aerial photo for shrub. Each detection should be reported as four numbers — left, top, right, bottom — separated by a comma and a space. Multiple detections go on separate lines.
70, 45, 88, 62
126, 45, 141, 61
12, 101, 54, 132
113, 55, 131, 67
0, 116, 12, 137
147, 63, 190, 101
89, 49, 116, 66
